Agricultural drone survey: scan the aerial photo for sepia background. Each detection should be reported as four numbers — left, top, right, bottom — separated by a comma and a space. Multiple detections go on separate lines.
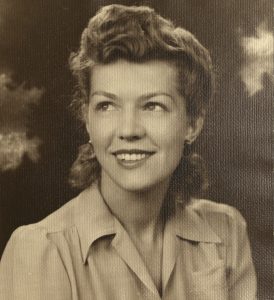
0, 0, 272, 299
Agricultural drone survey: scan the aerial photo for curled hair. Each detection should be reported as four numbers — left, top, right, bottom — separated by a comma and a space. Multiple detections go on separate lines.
69, 4, 214, 200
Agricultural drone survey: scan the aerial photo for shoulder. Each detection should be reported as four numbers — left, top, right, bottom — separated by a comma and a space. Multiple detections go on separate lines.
14, 191, 85, 241
0, 193, 86, 287
37, 193, 83, 233
3, 192, 84, 255
188, 199, 248, 243
0, 209, 74, 298
190, 199, 246, 224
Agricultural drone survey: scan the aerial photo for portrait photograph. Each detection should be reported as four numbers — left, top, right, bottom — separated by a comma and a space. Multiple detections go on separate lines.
0, 1, 272, 299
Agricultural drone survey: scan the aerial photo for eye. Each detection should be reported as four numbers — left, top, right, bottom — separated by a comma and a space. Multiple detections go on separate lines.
95, 101, 116, 112
143, 102, 167, 112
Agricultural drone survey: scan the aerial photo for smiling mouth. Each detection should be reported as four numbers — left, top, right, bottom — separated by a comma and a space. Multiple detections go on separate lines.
112, 150, 155, 164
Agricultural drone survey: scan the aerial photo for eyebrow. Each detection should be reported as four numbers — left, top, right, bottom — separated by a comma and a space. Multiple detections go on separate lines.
90, 91, 117, 99
140, 92, 173, 101
90, 91, 174, 101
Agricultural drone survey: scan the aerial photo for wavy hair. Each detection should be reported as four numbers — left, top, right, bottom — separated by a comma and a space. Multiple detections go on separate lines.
68, 4, 214, 200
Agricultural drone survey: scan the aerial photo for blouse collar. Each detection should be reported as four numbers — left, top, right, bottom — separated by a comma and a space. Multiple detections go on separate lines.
74, 184, 222, 264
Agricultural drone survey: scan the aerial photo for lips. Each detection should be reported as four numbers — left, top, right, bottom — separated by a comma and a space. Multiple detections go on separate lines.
112, 149, 155, 165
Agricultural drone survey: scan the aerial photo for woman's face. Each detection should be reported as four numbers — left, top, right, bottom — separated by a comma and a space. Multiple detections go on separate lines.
85, 59, 201, 192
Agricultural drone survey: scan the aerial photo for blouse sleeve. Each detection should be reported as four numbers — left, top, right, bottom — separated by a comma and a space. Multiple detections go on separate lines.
227, 208, 257, 300
0, 225, 72, 300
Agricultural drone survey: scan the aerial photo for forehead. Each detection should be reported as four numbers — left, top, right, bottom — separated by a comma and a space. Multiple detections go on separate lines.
89, 59, 179, 95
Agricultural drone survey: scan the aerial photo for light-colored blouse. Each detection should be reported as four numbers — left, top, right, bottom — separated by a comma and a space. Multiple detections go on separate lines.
0, 184, 257, 299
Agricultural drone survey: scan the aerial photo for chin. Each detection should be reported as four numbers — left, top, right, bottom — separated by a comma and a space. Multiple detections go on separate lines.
114, 175, 170, 193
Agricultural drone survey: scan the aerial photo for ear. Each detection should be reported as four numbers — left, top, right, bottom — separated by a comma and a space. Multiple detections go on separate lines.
185, 115, 205, 143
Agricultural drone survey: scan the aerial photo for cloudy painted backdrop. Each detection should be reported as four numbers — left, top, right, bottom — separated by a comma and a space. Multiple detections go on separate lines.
0, 1, 272, 298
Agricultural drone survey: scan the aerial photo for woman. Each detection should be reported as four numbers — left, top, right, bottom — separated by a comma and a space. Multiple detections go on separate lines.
0, 4, 256, 299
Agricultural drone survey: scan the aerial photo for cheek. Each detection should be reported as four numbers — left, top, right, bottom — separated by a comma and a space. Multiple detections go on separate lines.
89, 130, 112, 167
87, 118, 113, 151
148, 116, 187, 146
151, 118, 187, 166
162, 136, 184, 165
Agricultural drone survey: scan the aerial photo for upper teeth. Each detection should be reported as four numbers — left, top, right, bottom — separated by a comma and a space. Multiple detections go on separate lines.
116, 153, 147, 161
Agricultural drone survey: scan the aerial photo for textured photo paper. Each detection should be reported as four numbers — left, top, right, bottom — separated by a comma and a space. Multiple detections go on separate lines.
0, 1, 272, 299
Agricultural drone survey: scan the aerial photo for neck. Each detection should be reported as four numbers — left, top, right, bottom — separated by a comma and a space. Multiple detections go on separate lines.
99, 171, 171, 239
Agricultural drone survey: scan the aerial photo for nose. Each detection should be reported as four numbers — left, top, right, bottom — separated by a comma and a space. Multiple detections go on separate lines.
117, 107, 145, 141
